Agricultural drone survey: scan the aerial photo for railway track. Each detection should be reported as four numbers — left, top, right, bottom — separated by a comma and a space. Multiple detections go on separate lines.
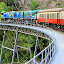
50, 27, 64, 32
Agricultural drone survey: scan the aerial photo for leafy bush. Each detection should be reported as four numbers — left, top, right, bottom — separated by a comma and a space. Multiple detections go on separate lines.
6, 6, 12, 11
25, 7, 27, 10
7, 0, 14, 6
0, 2, 6, 13
58, 5, 62, 8
30, 0, 39, 10
56, 1, 60, 5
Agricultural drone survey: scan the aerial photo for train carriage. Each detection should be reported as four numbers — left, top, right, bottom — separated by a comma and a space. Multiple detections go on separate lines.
37, 8, 64, 29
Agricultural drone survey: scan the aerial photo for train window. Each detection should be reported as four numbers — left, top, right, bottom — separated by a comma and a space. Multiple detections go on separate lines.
44, 14, 45, 18
39, 14, 40, 18
61, 13, 62, 19
44, 14, 46, 18
40, 14, 41, 18
52, 14, 54, 19
54, 14, 55, 19
42, 14, 44, 18
49, 14, 51, 19
41, 14, 42, 18
39, 14, 41, 18
47, 14, 49, 18
55, 13, 57, 19
62, 13, 64, 19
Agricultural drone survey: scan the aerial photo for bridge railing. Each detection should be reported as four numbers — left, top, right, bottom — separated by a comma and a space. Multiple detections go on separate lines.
25, 38, 56, 64
0, 21, 56, 64
23, 24, 56, 64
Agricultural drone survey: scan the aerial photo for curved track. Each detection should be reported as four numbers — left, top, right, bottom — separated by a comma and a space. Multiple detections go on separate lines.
50, 31, 64, 64
0, 23, 64, 64
0, 23, 55, 40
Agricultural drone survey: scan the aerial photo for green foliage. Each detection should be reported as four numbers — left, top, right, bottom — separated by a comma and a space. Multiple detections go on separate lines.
0, 31, 49, 63
0, 30, 3, 41
0, 2, 6, 13
42, 6, 48, 9
17, 8, 20, 11
25, 7, 27, 10
56, 1, 58, 5
0, 30, 3, 53
12, 6, 17, 11
56, 1, 60, 5
7, 0, 14, 6
6, 6, 12, 11
48, 1, 51, 4
30, 0, 39, 10
56, 1, 62, 8
0, 14, 1, 22
58, 5, 62, 8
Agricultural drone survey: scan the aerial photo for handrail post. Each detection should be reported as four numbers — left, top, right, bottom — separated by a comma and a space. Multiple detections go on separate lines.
42, 52, 43, 64
45, 49, 47, 64
34, 52, 36, 64
52, 43, 53, 57
54, 40, 56, 54
50, 44, 51, 60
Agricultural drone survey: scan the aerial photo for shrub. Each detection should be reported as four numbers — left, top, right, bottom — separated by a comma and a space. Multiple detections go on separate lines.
58, 5, 62, 8
30, 1, 39, 10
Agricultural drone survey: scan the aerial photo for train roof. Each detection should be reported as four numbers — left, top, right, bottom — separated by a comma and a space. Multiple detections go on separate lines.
38, 8, 64, 13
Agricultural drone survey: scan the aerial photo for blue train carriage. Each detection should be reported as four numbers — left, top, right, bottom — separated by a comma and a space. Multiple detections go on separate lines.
22, 11, 32, 23
1, 11, 23, 23
1, 11, 15, 23
23, 10, 38, 24
1, 11, 21, 23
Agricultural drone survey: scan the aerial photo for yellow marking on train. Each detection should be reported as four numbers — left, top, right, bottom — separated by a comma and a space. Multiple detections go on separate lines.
11, 13, 14, 16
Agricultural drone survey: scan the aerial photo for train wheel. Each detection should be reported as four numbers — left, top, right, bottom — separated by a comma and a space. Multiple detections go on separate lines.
57, 25, 60, 29
62, 25, 64, 30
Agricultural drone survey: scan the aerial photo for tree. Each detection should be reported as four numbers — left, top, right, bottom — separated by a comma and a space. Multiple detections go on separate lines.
30, 1, 39, 10
7, 0, 14, 6
58, 5, 62, 8
7, 0, 15, 10
6, 6, 12, 11
0, 2, 6, 13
